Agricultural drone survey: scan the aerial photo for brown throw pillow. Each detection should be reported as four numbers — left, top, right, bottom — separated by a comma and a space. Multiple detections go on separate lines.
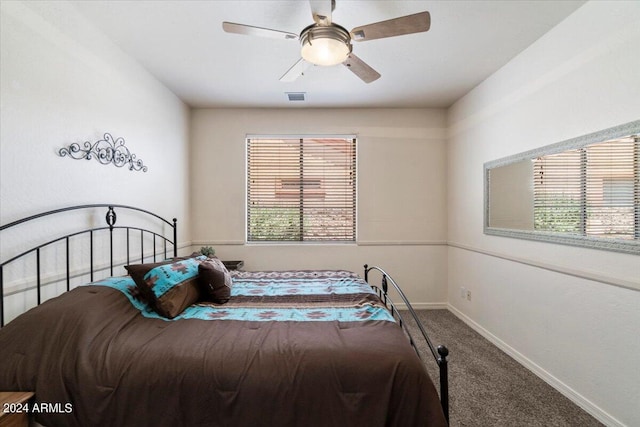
198, 258, 232, 304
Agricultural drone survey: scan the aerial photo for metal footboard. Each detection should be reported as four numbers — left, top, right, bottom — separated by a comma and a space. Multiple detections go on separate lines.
364, 264, 449, 424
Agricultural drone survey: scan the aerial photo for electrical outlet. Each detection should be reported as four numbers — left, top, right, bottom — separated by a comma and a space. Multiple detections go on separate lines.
460, 287, 466, 298
466, 290, 472, 301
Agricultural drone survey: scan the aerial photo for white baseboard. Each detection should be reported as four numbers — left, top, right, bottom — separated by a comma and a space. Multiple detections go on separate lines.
446, 304, 624, 427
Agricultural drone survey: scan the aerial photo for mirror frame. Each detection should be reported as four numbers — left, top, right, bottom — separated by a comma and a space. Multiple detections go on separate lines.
484, 120, 640, 255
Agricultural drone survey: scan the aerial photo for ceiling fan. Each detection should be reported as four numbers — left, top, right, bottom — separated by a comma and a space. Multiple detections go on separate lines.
222, 0, 430, 83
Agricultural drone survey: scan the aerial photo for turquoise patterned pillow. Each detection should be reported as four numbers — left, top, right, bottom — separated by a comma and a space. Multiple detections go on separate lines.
144, 256, 205, 298
127, 255, 206, 318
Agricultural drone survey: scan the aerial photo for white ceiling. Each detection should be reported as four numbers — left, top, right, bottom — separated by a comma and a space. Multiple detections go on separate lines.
70, 0, 585, 109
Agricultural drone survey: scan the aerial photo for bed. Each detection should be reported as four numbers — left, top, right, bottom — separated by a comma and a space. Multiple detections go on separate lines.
0, 204, 449, 427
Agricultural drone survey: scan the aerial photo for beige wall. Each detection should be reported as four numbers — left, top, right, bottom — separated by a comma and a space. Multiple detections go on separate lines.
190, 108, 448, 305
447, 2, 640, 426
0, 1, 191, 233
0, 1, 191, 320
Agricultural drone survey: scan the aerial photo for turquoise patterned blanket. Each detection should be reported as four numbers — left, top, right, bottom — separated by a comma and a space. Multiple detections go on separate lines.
89, 270, 394, 323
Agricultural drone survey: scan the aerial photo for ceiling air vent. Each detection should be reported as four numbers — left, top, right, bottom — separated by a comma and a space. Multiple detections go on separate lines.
286, 92, 306, 102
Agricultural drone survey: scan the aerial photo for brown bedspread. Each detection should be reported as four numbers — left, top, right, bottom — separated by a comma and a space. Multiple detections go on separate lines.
0, 276, 447, 426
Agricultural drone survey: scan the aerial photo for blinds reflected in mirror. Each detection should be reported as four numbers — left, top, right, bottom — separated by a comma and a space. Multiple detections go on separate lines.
533, 136, 638, 239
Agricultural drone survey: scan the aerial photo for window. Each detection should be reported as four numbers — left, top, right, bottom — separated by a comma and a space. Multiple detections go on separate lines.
247, 137, 356, 242
533, 136, 639, 240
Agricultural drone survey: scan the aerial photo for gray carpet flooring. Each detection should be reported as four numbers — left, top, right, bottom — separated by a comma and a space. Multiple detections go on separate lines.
403, 310, 603, 427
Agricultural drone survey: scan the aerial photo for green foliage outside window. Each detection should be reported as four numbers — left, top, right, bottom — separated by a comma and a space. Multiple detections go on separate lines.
249, 207, 300, 241
534, 197, 581, 234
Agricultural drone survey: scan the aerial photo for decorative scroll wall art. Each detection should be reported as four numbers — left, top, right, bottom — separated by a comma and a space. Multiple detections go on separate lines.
58, 133, 148, 172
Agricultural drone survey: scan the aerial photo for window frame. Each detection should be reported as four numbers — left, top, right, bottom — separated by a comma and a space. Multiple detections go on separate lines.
245, 134, 358, 244
484, 120, 640, 255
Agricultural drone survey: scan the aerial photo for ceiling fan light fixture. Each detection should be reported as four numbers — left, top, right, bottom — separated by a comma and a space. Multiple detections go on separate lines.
300, 24, 351, 66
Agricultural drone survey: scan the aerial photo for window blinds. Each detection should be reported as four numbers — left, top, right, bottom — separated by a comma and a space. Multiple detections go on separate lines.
534, 136, 639, 240
247, 137, 356, 241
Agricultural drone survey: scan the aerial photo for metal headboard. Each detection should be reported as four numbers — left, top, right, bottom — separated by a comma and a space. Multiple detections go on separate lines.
0, 204, 177, 327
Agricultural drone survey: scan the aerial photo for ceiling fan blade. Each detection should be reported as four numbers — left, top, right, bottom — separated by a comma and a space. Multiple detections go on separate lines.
222, 22, 298, 40
342, 53, 380, 83
309, 0, 334, 25
280, 58, 311, 82
350, 11, 430, 42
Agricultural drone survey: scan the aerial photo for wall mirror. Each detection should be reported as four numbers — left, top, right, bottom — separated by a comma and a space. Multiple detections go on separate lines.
484, 120, 639, 255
